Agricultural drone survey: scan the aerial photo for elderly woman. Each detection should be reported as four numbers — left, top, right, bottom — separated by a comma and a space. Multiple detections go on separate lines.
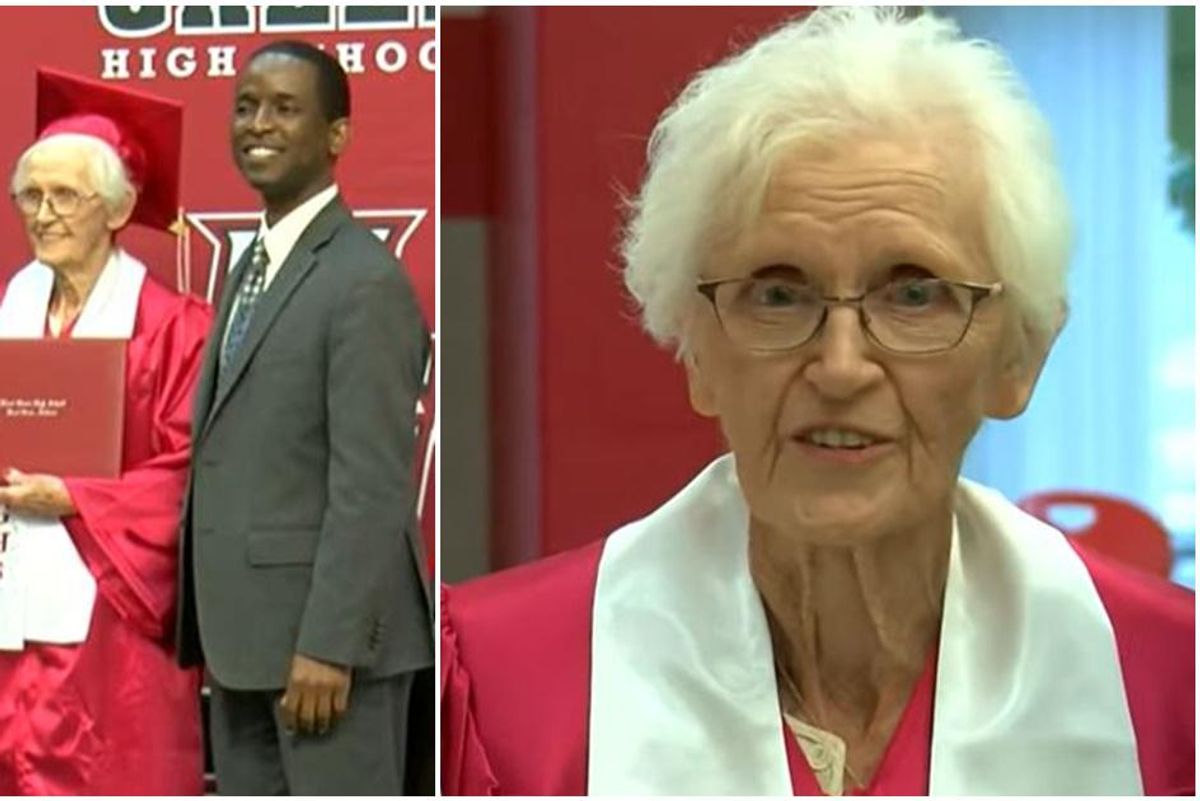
0, 71, 209, 793
442, 8, 1194, 796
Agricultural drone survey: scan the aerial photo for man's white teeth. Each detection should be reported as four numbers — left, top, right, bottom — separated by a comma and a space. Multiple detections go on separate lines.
804, 429, 878, 449
248, 146, 278, 157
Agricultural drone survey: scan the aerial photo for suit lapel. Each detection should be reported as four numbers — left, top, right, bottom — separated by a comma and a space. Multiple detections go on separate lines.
199, 200, 350, 440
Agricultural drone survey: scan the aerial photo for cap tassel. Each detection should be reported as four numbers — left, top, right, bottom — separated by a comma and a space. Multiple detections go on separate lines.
171, 208, 192, 296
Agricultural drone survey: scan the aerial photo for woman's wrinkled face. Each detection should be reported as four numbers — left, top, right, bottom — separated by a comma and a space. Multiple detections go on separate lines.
685, 134, 1033, 545
17, 145, 123, 271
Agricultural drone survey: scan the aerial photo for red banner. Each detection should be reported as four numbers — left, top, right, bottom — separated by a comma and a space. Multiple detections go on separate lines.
0, 6, 437, 557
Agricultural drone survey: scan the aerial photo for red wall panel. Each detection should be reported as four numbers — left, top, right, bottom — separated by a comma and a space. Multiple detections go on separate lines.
480, 8, 809, 568
442, 14, 492, 218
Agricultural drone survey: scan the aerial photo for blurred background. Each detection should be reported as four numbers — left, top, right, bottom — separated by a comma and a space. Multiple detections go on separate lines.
441, 6, 1196, 588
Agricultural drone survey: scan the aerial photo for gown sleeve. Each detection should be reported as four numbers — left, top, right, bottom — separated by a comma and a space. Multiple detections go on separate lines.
441, 584, 501, 796
60, 297, 212, 642
1075, 544, 1196, 795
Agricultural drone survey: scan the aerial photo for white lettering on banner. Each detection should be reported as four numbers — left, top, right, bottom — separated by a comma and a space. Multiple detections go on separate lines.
100, 47, 131, 80
207, 45, 237, 78
375, 41, 407, 74
138, 46, 157, 78
419, 40, 436, 72
165, 46, 197, 79
99, 40, 433, 82
335, 41, 367, 75
100, 6, 435, 37
96, 6, 436, 81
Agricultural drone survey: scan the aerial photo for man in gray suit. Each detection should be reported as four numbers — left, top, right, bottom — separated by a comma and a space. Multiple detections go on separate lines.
177, 40, 432, 795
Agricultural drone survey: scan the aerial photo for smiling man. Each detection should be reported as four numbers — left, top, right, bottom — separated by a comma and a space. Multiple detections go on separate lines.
177, 41, 432, 795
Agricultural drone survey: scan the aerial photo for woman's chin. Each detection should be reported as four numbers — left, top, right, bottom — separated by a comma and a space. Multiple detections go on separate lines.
33, 245, 73, 269
751, 491, 900, 547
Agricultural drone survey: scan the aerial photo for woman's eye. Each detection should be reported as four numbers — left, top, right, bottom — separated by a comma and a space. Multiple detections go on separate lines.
751, 281, 804, 306
888, 279, 937, 307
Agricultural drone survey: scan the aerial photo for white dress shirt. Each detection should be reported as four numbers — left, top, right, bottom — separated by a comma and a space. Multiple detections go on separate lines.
221, 183, 340, 352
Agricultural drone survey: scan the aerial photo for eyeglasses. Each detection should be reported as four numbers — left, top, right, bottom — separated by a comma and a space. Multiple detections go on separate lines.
12, 186, 99, 217
696, 273, 1003, 354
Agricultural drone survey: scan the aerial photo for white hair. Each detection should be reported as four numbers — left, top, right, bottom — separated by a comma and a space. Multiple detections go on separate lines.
621, 6, 1072, 353
10, 132, 135, 217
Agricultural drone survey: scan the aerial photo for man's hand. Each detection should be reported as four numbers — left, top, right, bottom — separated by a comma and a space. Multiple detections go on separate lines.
0, 468, 75, 518
279, 653, 352, 736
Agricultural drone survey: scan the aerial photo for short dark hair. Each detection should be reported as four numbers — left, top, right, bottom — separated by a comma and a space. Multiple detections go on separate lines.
247, 40, 350, 122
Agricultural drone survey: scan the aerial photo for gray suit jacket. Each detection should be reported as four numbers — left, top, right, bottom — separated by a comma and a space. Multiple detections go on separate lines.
176, 197, 433, 690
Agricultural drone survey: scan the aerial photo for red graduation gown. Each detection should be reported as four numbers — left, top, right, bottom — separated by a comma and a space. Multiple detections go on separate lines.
0, 276, 212, 795
442, 538, 1194, 796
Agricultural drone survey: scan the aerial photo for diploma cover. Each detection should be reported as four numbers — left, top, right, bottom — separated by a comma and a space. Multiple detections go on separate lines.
0, 338, 125, 478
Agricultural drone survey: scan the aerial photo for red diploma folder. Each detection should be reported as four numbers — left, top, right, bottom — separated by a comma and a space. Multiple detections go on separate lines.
0, 339, 125, 478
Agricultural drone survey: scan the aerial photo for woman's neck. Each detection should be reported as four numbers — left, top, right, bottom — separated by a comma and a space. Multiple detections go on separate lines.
750, 510, 951, 784
48, 246, 113, 331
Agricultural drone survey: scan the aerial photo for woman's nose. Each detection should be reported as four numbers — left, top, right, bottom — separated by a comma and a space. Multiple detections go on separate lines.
801, 306, 883, 399
34, 196, 58, 224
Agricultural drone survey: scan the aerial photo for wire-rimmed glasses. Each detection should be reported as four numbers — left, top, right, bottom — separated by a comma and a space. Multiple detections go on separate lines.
696, 271, 1003, 354
12, 186, 99, 218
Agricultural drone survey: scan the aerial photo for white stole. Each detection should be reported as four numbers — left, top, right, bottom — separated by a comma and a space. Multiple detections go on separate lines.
589, 454, 1142, 795
0, 251, 146, 650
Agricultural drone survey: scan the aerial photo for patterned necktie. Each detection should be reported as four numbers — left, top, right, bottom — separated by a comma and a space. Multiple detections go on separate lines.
219, 237, 268, 377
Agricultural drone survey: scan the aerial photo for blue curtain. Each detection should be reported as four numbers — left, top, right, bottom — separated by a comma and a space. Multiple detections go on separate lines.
945, 7, 1196, 585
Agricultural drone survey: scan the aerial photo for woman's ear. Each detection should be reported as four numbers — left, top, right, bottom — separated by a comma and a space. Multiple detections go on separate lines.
986, 303, 1065, 420
683, 348, 720, 418
106, 188, 136, 232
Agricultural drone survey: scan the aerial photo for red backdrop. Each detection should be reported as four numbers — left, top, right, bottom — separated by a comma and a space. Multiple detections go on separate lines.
0, 6, 437, 556
444, 8, 810, 571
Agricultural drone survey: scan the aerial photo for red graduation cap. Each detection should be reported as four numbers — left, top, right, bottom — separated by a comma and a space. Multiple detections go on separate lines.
35, 67, 183, 232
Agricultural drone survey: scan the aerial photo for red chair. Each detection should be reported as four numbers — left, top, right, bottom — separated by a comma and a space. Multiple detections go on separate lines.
1017, 490, 1173, 579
